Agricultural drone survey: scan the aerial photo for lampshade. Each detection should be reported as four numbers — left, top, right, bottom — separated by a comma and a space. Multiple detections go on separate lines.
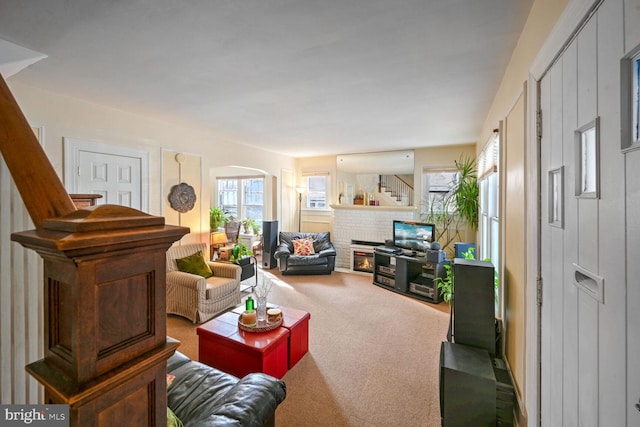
211, 231, 228, 246
295, 186, 305, 194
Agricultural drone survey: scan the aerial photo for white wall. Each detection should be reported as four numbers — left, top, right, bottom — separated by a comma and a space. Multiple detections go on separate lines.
0, 80, 295, 404
8, 81, 295, 217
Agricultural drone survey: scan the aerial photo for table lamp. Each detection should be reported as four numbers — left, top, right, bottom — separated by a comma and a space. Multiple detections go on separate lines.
210, 231, 228, 260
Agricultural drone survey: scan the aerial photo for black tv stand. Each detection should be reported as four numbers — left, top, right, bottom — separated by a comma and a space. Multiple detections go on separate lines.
372, 247, 445, 304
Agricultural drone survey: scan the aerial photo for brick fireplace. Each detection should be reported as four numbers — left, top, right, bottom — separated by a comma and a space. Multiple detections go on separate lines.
331, 205, 416, 270
350, 241, 378, 274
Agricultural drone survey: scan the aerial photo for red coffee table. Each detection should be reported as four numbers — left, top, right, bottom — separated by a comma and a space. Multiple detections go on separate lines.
197, 311, 290, 379
232, 304, 311, 369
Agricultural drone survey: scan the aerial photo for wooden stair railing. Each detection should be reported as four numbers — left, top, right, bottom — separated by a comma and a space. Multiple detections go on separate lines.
0, 74, 189, 426
0, 75, 76, 227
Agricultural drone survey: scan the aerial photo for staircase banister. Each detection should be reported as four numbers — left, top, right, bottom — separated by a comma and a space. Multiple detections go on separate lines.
0, 75, 76, 228
393, 175, 414, 189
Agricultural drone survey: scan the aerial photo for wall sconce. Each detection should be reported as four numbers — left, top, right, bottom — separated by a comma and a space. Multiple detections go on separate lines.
295, 187, 305, 232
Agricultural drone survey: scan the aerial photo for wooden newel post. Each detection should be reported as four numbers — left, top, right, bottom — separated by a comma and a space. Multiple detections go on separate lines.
12, 206, 188, 426
0, 73, 190, 426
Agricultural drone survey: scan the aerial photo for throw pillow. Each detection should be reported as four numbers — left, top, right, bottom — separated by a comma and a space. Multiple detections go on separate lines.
176, 251, 213, 278
166, 373, 176, 387
167, 407, 183, 427
293, 237, 315, 256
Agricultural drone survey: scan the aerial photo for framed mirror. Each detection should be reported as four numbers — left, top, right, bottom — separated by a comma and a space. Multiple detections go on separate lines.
336, 150, 415, 206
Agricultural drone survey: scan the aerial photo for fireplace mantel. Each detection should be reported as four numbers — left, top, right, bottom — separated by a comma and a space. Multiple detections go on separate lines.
330, 204, 416, 212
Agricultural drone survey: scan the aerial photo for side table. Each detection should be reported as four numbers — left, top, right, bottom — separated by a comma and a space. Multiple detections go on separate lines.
197, 311, 289, 379
232, 304, 310, 369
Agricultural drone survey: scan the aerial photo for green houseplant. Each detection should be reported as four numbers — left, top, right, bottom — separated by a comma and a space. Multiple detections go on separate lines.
210, 207, 230, 230
230, 242, 253, 264
435, 247, 476, 303
436, 248, 499, 307
241, 218, 257, 234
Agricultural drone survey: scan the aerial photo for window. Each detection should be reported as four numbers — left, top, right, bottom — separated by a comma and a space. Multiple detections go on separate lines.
218, 178, 239, 218
634, 51, 640, 142
304, 174, 328, 209
217, 176, 264, 228
621, 46, 640, 150
575, 118, 599, 198
477, 131, 500, 314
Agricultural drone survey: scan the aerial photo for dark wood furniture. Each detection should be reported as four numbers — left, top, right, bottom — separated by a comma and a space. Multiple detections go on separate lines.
372, 248, 446, 304
197, 311, 290, 379
1, 74, 189, 426
70, 193, 103, 208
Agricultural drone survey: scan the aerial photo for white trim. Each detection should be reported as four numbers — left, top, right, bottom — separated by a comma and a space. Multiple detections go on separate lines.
63, 137, 150, 212
531, 0, 603, 79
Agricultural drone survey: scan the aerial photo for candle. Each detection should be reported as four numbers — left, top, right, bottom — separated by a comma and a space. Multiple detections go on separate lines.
241, 310, 256, 326
267, 308, 282, 323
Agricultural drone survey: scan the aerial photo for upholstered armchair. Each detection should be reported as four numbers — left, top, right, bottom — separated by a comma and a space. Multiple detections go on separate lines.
166, 243, 241, 323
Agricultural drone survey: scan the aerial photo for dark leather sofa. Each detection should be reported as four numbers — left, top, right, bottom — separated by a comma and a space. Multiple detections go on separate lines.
167, 351, 286, 426
273, 232, 336, 275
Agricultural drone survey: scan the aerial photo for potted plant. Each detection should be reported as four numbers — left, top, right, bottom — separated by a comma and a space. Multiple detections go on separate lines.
210, 207, 230, 230
230, 242, 253, 265
241, 218, 257, 234
436, 248, 499, 310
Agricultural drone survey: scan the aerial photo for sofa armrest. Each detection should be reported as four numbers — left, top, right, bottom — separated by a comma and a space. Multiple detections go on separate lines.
207, 261, 241, 281
273, 243, 292, 260
317, 248, 336, 258
167, 352, 286, 427
196, 374, 287, 426
166, 270, 207, 292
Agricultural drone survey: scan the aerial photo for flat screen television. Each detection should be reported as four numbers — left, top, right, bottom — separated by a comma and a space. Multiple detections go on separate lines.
392, 220, 436, 252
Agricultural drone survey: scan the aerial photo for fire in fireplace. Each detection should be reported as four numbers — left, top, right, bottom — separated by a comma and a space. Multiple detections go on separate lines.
353, 250, 374, 273
349, 241, 382, 274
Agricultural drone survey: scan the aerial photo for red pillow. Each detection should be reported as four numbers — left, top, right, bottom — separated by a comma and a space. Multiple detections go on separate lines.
293, 238, 315, 256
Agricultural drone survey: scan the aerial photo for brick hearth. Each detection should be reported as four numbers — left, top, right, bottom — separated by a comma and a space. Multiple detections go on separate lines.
331, 205, 416, 269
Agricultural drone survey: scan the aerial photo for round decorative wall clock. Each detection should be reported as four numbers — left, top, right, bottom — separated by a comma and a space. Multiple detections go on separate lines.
168, 182, 196, 213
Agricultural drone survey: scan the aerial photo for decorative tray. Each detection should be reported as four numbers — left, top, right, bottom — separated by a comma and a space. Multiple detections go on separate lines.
238, 317, 282, 333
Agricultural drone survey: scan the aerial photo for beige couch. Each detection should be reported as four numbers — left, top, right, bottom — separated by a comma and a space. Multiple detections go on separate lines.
166, 242, 241, 323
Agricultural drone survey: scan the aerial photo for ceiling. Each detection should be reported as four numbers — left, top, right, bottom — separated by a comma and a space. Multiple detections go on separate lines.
0, 0, 534, 158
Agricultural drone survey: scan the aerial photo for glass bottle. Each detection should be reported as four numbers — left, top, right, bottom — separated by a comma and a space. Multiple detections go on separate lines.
245, 296, 254, 311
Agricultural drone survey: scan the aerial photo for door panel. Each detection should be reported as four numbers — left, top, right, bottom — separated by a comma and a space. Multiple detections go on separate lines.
561, 40, 579, 427
78, 150, 141, 209
539, 1, 628, 425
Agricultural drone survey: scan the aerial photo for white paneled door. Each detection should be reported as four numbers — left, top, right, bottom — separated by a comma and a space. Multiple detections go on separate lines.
64, 138, 149, 211
538, 0, 631, 425
77, 150, 141, 208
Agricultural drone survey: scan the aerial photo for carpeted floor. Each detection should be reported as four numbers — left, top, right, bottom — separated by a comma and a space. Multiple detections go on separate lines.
167, 269, 450, 427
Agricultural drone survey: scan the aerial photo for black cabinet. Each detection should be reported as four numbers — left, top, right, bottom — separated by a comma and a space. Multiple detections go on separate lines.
439, 259, 513, 426
373, 251, 397, 289
453, 258, 495, 355
372, 248, 445, 304
439, 341, 496, 427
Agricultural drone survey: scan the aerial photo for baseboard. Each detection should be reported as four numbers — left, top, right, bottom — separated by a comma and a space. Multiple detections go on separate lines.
502, 356, 527, 427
